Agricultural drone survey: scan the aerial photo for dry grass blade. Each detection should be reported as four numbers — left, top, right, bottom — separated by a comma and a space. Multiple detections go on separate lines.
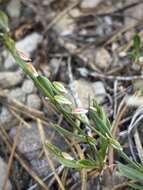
105, 20, 142, 45
10, 110, 31, 129
59, 168, 68, 189
111, 180, 137, 190
74, 143, 87, 190
108, 99, 128, 170
37, 119, 65, 190
134, 129, 143, 164
2, 123, 21, 190
128, 106, 143, 163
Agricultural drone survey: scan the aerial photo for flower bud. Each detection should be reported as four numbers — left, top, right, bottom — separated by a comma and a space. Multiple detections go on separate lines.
17, 48, 32, 62
53, 81, 67, 93
54, 95, 72, 105
72, 107, 88, 114
61, 152, 74, 160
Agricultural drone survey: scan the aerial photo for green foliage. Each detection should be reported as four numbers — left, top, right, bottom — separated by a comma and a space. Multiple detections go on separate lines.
0, 10, 143, 188
129, 183, 143, 190
0, 10, 9, 33
118, 163, 143, 181
128, 34, 142, 62
46, 142, 98, 169
51, 123, 96, 144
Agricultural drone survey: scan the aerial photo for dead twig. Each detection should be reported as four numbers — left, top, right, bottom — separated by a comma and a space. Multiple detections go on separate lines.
134, 129, 143, 164
111, 180, 137, 190
2, 123, 21, 190
108, 98, 128, 171
37, 119, 65, 190
128, 106, 143, 163
44, 0, 82, 33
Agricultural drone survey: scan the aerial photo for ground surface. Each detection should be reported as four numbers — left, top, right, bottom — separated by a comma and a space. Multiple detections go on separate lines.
0, 0, 143, 189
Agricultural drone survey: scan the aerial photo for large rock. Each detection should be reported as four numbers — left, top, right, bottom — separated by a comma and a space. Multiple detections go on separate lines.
74, 79, 106, 106
16, 32, 42, 55
9, 122, 67, 176
0, 157, 12, 190
4, 33, 42, 69
0, 71, 24, 88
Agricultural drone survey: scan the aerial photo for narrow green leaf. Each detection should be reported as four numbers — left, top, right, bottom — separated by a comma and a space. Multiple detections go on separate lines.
53, 81, 68, 94
89, 108, 111, 137
129, 183, 143, 190
93, 100, 111, 129
54, 95, 72, 105
77, 159, 97, 169
37, 76, 55, 96
118, 163, 143, 181
0, 10, 9, 33
133, 34, 141, 50
46, 142, 97, 169
51, 124, 96, 144
45, 141, 61, 157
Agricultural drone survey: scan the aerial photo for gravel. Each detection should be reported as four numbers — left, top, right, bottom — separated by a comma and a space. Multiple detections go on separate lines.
6, 0, 21, 18
0, 71, 24, 88
22, 79, 36, 94
26, 94, 42, 110
95, 48, 112, 69
4, 32, 42, 69
0, 107, 18, 130
75, 79, 106, 106
9, 122, 67, 176
80, 0, 102, 10
9, 88, 26, 103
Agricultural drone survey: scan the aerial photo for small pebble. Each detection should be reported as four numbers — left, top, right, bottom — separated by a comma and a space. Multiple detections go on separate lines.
3, 32, 42, 69
10, 88, 26, 103
22, 79, 36, 94
27, 94, 42, 110
80, 0, 102, 10
0, 71, 24, 88
0, 107, 18, 130
95, 48, 112, 69
7, 0, 21, 18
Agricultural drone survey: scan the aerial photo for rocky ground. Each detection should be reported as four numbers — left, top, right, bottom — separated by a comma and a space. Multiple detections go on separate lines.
0, 0, 143, 189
